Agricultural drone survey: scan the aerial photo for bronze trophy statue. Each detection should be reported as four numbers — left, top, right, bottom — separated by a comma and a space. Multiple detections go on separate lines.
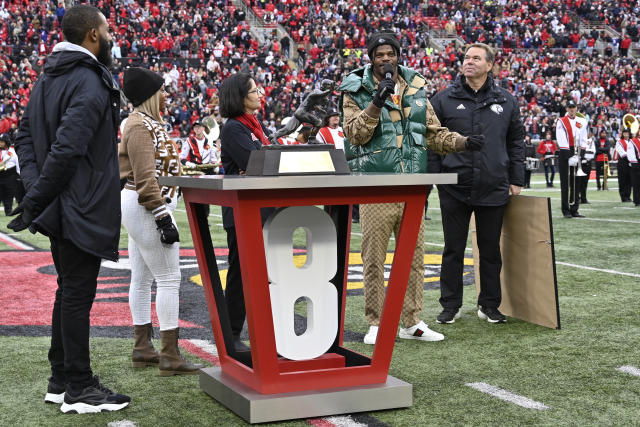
270, 79, 336, 145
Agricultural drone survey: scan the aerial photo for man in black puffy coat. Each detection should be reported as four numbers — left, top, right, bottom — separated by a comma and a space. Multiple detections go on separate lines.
428, 43, 525, 325
10, 5, 130, 414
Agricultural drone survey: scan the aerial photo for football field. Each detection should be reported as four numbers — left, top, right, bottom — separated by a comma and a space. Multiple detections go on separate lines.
1, 175, 638, 426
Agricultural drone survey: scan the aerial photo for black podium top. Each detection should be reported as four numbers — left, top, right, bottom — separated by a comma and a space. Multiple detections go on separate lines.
158, 173, 457, 191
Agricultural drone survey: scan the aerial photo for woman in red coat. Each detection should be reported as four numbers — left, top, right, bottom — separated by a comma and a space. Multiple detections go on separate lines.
537, 131, 558, 187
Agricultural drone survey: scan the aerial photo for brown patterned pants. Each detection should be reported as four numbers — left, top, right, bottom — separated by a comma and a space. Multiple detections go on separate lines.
361, 202, 425, 328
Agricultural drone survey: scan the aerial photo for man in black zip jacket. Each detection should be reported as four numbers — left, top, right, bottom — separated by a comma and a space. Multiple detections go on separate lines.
428, 43, 525, 325
8, 5, 130, 413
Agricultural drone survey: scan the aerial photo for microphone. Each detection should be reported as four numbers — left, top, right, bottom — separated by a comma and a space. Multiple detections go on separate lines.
383, 64, 394, 81
377, 64, 395, 101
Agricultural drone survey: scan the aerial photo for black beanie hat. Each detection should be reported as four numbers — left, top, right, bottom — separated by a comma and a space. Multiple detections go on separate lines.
122, 67, 164, 107
367, 32, 401, 59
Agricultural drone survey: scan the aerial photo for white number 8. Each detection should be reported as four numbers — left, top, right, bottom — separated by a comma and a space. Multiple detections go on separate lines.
263, 206, 338, 361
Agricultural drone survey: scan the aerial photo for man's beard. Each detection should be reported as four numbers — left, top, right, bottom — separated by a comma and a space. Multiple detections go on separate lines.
97, 35, 113, 69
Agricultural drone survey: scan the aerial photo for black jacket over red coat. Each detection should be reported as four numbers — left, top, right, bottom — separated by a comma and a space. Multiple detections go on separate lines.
15, 47, 122, 261
428, 75, 525, 206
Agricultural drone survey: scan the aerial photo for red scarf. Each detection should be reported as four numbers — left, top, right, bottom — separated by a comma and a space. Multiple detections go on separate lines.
236, 113, 270, 145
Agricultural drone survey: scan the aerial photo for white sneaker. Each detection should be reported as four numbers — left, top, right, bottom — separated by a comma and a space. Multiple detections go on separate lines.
363, 325, 378, 344
398, 320, 444, 342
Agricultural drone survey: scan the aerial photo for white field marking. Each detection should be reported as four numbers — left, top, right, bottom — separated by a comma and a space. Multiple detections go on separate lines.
188, 339, 219, 357
107, 421, 138, 427
0, 231, 34, 250
322, 416, 368, 427
551, 214, 640, 224
580, 217, 640, 224
556, 262, 640, 278
465, 382, 550, 410
617, 365, 640, 377
548, 197, 616, 203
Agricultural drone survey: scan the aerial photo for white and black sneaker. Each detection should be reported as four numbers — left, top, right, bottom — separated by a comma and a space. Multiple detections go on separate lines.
398, 321, 444, 341
436, 308, 461, 324
477, 306, 506, 323
60, 376, 130, 414
44, 377, 65, 404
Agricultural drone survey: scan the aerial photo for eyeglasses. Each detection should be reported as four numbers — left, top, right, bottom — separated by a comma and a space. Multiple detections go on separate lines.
248, 88, 265, 96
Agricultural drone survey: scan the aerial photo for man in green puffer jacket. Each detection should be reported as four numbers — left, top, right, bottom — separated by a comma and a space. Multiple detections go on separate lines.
340, 32, 484, 345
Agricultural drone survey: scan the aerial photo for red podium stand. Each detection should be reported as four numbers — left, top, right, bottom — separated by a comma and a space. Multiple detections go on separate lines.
159, 173, 456, 423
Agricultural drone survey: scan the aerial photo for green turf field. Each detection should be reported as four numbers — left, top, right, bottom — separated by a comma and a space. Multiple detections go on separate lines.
1, 175, 639, 426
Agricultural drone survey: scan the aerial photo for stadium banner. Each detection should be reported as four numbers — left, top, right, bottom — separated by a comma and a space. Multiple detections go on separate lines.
471, 195, 560, 329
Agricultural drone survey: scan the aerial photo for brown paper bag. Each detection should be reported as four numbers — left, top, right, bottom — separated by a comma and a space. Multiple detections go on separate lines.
471, 195, 560, 329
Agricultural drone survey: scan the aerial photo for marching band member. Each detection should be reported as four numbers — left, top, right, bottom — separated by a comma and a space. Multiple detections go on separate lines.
555, 99, 588, 218
537, 131, 558, 187
0, 134, 19, 215
579, 132, 596, 204
315, 108, 345, 150
180, 121, 218, 171
523, 135, 537, 189
179, 121, 218, 219
594, 130, 611, 191
614, 128, 632, 202
627, 130, 640, 206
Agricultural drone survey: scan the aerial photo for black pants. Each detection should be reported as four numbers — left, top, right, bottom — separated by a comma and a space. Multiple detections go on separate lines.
617, 158, 632, 201
543, 157, 556, 185
631, 164, 640, 205
438, 190, 506, 310
595, 160, 605, 190
224, 227, 245, 336
579, 160, 592, 202
48, 237, 101, 387
0, 167, 18, 215
524, 169, 532, 188
559, 149, 579, 215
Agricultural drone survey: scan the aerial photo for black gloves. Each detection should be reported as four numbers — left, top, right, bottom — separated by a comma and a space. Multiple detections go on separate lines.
372, 79, 395, 108
155, 215, 179, 244
465, 134, 485, 151
7, 203, 34, 233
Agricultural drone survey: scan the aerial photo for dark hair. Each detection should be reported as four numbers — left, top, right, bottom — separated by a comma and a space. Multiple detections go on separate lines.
61, 4, 103, 46
219, 72, 253, 118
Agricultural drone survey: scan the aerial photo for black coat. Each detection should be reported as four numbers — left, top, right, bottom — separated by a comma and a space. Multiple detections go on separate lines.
428, 75, 525, 206
220, 118, 274, 229
15, 46, 121, 261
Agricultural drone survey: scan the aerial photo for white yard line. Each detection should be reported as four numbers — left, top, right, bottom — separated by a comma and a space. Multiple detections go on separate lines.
188, 339, 219, 357
616, 365, 640, 377
547, 197, 614, 203
556, 262, 640, 278
0, 231, 34, 250
321, 416, 368, 427
465, 382, 550, 410
579, 217, 640, 224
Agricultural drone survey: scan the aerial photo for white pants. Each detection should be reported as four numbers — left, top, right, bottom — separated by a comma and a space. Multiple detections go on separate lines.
121, 189, 181, 331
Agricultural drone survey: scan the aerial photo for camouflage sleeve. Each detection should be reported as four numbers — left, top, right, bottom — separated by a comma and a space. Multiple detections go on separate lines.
342, 93, 380, 146
425, 98, 467, 154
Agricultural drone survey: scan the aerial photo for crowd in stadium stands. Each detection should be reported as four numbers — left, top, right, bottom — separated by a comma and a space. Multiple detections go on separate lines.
1, 0, 639, 148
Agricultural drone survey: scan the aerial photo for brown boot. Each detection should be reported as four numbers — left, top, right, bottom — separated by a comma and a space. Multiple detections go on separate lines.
158, 328, 203, 376
132, 323, 159, 368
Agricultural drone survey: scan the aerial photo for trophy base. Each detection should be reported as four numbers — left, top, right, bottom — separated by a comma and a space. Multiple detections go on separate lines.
199, 367, 412, 424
